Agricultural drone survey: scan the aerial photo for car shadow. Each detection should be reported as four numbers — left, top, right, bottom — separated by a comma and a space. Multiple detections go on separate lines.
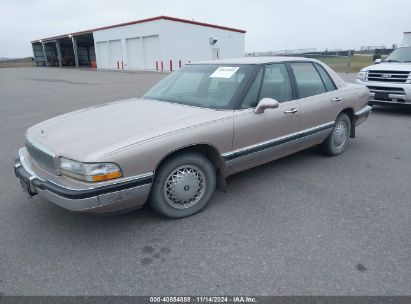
225, 146, 321, 185
22, 196, 165, 234
372, 105, 411, 116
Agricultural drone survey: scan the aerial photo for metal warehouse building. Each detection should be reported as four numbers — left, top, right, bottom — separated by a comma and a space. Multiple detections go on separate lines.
404, 32, 411, 45
31, 16, 246, 71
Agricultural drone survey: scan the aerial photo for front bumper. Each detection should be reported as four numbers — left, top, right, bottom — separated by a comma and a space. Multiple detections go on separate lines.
14, 149, 152, 213
356, 79, 411, 105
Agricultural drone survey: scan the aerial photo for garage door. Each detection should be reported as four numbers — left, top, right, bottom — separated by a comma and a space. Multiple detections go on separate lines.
108, 40, 123, 69
96, 41, 109, 69
126, 37, 144, 70
143, 35, 160, 70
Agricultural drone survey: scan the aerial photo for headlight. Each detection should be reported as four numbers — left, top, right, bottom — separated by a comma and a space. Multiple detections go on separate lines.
357, 71, 368, 82
59, 157, 122, 182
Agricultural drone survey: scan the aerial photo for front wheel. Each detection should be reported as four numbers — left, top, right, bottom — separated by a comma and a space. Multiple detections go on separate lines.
149, 153, 216, 218
321, 113, 351, 156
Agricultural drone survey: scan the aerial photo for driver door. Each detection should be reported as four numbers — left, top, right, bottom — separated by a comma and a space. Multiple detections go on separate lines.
229, 64, 303, 173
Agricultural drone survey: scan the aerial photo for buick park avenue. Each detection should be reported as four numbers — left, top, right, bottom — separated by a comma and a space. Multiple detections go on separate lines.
14, 57, 372, 218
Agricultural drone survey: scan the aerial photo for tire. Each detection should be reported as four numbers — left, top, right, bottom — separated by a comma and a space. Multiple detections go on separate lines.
149, 153, 216, 218
321, 113, 351, 156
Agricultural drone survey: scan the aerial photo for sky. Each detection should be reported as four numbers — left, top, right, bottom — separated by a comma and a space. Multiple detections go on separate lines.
1, 0, 410, 58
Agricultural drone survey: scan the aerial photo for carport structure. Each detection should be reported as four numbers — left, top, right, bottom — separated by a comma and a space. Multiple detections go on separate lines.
31, 31, 96, 68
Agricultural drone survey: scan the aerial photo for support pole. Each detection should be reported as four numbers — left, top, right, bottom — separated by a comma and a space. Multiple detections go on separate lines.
32, 43, 39, 67
42, 42, 48, 67
86, 46, 91, 66
56, 40, 62, 67
71, 36, 79, 67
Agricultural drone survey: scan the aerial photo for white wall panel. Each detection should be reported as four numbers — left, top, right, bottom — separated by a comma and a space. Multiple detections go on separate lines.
159, 19, 245, 66
126, 37, 144, 69
143, 35, 160, 70
96, 41, 109, 69
108, 40, 123, 69
403, 33, 411, 45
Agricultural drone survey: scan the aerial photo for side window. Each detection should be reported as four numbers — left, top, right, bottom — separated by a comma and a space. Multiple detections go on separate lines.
314, 63, 337, 91
260, 64, 292, 102
240, 68, 263, 108
290, 62, 326, 98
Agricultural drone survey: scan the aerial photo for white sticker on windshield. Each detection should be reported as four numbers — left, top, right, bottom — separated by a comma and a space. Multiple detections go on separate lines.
210, 67, 240, 78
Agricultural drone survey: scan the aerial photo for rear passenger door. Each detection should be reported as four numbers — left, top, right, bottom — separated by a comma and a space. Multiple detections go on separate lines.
288, 62, 341, 135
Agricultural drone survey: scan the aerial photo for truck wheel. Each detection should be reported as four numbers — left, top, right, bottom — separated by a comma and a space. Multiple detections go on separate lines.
149, 153, 216, 218
321, 113, 351, 156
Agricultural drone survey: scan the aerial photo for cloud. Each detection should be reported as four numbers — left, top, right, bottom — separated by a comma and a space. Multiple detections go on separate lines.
1, 0, 410, 57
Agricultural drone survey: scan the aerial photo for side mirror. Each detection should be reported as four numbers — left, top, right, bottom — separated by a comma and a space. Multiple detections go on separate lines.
374, 58, 382, 64
254, 98, 279, 114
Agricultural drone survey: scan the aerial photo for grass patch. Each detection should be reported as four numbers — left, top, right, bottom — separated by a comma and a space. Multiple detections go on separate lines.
0, 58, 34, 68
309, 54, 373, 73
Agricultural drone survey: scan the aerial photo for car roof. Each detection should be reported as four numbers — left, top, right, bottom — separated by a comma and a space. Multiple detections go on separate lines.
190, 56, 318, 65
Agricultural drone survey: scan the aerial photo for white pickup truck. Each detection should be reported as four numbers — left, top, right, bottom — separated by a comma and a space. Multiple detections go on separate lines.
356, 46, 411, 106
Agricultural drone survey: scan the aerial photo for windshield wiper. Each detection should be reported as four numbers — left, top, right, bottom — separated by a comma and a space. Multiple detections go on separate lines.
384, 59, 401, 62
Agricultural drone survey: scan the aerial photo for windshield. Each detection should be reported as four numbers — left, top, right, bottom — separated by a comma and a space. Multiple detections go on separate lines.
143, 64, 254, 109
384, 47, 411, 62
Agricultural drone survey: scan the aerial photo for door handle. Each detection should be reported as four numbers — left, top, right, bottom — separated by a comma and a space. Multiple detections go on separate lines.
284, 108, 298, 114
331, 97, 342, 102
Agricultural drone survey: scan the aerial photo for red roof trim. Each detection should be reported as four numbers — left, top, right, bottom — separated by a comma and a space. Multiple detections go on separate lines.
159, 16, 246, 33
31, 15, 246, 43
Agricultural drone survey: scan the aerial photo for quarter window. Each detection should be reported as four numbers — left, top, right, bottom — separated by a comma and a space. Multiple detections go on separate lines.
290, 62, 326, 98
314, 63, 337, 91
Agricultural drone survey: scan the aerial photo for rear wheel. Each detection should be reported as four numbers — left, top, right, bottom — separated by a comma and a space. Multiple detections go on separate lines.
149, 153, 216, 218
321, 113, 351, 156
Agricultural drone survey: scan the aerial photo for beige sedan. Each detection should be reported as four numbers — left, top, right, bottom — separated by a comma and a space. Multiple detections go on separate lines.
14, 57, 372, 218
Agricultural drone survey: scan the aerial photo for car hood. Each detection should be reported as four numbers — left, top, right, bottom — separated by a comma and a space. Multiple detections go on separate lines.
26, 98, 230, 161
362, 62, 411, 72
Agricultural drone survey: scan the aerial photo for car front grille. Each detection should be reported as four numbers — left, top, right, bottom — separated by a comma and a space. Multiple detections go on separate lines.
25, 139, 57, 174
367, 70, 410, 83
367, 86, 405, 95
